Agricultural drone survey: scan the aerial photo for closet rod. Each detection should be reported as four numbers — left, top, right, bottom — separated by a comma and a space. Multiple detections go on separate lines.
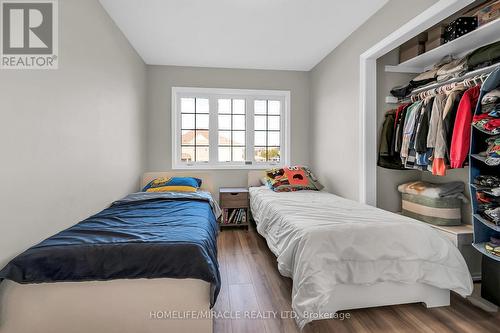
411, 63, 500, 96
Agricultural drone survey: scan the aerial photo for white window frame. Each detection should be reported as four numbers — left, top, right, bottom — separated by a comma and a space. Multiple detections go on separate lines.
172, 87, 291, 170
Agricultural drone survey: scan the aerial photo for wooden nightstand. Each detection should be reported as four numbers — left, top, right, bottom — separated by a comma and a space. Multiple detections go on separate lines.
219, 187, 249, 229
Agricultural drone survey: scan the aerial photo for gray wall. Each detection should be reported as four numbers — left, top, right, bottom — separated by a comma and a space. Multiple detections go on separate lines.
146, 65, 310, 191
309, 0, 436, 201
0, 0, 147, 267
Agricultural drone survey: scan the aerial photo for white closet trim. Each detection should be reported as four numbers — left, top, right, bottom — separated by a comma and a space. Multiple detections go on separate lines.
358, 0, 474, 205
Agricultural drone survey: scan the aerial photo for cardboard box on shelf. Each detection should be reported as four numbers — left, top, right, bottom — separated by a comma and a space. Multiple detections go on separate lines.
425, 38, 445, 52
428, 25, 445, 41
399, 32, 427, 63
399, 44, 425, 63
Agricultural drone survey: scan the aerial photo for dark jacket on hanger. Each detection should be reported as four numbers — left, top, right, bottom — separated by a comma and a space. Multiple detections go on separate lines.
415, 97, 434, 154
378, 110, 403, 169
405, 100, 430, 169
390, 78, 437, 98
395, 106, 407, 153
392, 104, 409, 154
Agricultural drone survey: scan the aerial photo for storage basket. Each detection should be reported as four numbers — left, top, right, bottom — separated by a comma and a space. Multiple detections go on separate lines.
401, 193, 462, 226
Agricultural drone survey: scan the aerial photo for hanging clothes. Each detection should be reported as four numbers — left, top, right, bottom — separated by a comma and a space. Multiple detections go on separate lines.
427, 94, 447, 149
401, 101, 423, 164
380, 43, 500, 174
415, 97, 435, 168
432, 86, 466, 176
415, 97, 434, 153
391, 103, 409, 154
394, 104, 410, 153
378, 109, 403, 169
449, 85, 481, 169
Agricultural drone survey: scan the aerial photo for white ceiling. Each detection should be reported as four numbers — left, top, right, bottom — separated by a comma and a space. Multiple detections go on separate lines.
99, 0, 388, 71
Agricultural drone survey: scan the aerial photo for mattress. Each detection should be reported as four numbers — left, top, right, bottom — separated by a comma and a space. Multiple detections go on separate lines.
0, 191, 221, 306
249, 187, 473, 328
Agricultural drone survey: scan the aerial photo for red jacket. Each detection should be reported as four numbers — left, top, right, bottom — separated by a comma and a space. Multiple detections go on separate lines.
449, 85, 480, 169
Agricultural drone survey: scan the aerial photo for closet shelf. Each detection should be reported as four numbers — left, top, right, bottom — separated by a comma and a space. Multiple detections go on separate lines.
471, 154, 488, 164
474, 214, 500, 232
473, 243, 500, 262
385, 18, 500, 73
470, 183, 492, 191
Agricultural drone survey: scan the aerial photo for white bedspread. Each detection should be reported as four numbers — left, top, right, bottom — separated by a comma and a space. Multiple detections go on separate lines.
249, 187, 473, 328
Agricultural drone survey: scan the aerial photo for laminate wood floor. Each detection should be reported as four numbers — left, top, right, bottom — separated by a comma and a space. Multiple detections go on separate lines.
213, 225, 500, 333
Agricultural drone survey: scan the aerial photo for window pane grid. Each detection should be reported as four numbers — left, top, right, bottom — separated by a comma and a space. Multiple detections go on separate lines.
218, 99, 246, 162
181, 98, 209, 162
175, 89, 288, 168
254, 100, 281, 162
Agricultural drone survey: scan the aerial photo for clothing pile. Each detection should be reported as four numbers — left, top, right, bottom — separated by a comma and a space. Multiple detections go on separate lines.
379, 84, 481, 175
484, 208, 500, 225
473, 88, 500, 135
390, 40, 500, 99
484, 237, 500, 256
473, 69, 500, 167
390, 56, 454, 98
474, 175, 500, 227
485, 237, 500, 257
474, 174, 500, 189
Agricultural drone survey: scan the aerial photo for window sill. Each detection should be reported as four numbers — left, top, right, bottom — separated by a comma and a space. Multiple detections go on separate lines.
172, 163, 284, 170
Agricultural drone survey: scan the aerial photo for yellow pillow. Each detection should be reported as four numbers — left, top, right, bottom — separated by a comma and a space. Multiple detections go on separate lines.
142, 177, 202, 192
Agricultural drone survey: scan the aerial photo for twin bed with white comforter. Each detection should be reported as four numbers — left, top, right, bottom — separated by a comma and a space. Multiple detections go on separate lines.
249, 186, 473, 329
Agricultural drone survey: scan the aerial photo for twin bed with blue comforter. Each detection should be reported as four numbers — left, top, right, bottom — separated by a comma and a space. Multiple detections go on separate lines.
0, 188, 221, 333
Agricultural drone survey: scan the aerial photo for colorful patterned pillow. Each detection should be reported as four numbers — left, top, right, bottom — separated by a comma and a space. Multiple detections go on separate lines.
265, 166, 324, 192
142, 177, 202, 192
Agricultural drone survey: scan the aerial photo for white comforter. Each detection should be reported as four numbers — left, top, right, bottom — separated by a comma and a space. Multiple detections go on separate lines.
249, 187, 473, 328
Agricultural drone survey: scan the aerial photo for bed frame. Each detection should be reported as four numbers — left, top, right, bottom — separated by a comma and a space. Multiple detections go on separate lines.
0, 278, 211, 333
0, 172, 216, 333
247, 171, 451, 318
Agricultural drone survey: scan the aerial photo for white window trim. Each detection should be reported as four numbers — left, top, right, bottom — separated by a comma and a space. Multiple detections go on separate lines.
172, 87, 291, 170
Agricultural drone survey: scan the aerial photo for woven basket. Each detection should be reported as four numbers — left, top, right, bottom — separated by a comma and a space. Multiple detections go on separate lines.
401, 193, 462, 226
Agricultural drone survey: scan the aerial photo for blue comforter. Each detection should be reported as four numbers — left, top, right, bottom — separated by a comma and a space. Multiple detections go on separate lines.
0, 191, 221, 306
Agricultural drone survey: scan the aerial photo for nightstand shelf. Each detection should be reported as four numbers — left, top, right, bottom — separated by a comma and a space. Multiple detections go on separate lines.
219, 187, 249, 229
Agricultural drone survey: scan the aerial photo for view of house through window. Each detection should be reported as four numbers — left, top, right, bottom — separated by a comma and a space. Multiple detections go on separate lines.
218, 99, 246, 162
254, 100, 281, 162
180, 97, 209, 162
173, 88, 289, 169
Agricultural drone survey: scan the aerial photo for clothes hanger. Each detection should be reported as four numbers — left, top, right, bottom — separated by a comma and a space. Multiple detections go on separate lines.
471, 76, 480, 86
